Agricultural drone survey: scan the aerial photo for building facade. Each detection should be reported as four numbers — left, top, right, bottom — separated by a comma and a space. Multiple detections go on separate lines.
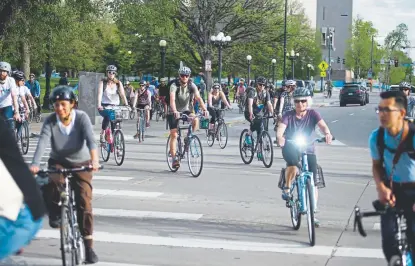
316, 0, 353, 72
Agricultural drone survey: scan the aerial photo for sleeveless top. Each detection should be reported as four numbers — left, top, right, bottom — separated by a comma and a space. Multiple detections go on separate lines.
136, 90, 150, 106
211, 93, 221, 108
101, 82, 120, 105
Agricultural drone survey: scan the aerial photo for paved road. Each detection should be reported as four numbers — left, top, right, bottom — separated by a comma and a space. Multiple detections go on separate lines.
2, 100, 385, 266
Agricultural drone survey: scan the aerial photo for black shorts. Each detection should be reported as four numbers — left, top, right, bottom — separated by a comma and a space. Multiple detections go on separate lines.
244, 112, 263, 133
282, 140, 318, 184
167, 111, 191, 130
137, 104, 149, 110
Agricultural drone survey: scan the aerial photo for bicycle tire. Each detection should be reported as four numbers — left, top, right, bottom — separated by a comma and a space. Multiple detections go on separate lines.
22, 122, 30, 155
187, 135, 203, 177
60, 205, 75, 266
140, 115, 145, 142
260, 131, 273, 168
156, 105, 160, 122
290, 182, 302, 230
28, 111, 33, 123
100, 133, 111, 162
166, 135, 180, 172
73, 205, 85, 265
206, 129, 214, 147
218, 122, 228, 149
388, 255, 402, 266
239, 129, 254, 164
113, 130, 125, 166
306, 178, 316, 246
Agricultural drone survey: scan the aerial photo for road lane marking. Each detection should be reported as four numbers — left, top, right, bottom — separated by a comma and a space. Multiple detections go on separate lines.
373, 223, 380, 230
36, 229, 384, 259
349, 113, 354, 116
93, 175, 133, 181
94, 189, 163, 198
5, 257, 154, 266
362, 108, 366, 110
94, 208, 203, 220
331, 120, 338, 123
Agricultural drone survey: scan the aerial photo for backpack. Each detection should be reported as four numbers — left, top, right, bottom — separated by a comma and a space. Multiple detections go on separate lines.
166, 79, 195, 108
376, 123, 415, 170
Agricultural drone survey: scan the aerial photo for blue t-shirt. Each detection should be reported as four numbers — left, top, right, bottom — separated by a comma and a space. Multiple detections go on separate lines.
369, 128, 415, 183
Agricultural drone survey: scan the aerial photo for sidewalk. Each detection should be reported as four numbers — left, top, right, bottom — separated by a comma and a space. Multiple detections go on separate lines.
312, 90, 339, 107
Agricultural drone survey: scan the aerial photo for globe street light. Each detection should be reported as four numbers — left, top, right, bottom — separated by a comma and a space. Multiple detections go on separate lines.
159, 40, 167, 82
211, 32, 231, 83
306, 63, 314, 81
247, 55, 252, 85
271, 58, 277, 84
287, 49, 299, 79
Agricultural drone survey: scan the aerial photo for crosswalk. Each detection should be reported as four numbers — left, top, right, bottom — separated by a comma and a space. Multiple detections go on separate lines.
7, 134, 385, 265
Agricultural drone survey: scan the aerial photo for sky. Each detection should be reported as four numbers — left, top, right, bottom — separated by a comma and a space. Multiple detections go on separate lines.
298, 0, 415, 59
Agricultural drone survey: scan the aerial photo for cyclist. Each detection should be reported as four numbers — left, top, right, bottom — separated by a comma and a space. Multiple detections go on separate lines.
158, 77, 169, 115
13, 71, 31, 118
29, 86, 100, 264
398, 81, 415, 118
97, 65, 129, 143
124, 81, 134, 106
0, 117, 46, 260
207, 83, 231, 133
0, 61, 20, 130
368, 90, 415, 263
168, 66, 208, 169
132, 80, 151, 135
276, 87, 333, 226
235, 78, 246, 105
244, 76, 274, 144
25, 73, 41, 115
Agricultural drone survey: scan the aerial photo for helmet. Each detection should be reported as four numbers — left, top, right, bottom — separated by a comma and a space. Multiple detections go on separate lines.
160, 77, 167, 82
178, 66, 191, 76
256, 76, 267, 85
399, 81, 411, 90
285, 80, 296, 86
212, 83, 220, 89
0, 62, 11, 73
12, 70, 25, 81
49, 86, 76, 103
293, 88, 312, 99
106, 65, 117, 72
239, 78, 245, 82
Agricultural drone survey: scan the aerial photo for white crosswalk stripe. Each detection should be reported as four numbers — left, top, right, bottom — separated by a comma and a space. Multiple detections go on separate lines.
10, 136, 384, 265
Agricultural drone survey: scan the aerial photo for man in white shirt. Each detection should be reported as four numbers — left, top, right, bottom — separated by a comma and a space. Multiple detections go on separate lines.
0, 62, 21, 130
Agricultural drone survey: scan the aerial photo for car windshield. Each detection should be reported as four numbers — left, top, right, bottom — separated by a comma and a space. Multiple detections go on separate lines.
343, 86, 359, 91
296, 81, 304, 87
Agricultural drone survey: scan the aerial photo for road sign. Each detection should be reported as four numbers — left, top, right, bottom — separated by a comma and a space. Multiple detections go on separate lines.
320, 71, 326, 78
318, 61, 328, 71
205, 60, 212, 71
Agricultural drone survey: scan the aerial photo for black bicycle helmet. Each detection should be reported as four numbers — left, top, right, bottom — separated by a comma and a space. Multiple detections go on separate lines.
256, 76, 267, 85
12, 70, 25, 81
49, 85, 76, 103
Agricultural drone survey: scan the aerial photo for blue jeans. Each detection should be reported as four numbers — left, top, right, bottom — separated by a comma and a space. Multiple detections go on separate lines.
0, 204, 43, 260
0, 105, 15, 131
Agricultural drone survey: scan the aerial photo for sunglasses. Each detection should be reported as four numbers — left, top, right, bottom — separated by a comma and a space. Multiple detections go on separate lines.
180, 74, 189, 78
294, 100, 307, 104
107, 71, 116, 75
403, 88, 410, 91
375, 107, 400, 113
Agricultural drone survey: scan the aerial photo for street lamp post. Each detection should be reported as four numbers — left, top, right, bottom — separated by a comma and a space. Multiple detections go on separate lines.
247, 55, 252, 85
210, 32, 231, 83
159, 40, 167, 81
283, 0, 288, 80
271, 59, 276, 84
327, 33, 333, 81
307, 64, 314, 81
286, 50, 299, 79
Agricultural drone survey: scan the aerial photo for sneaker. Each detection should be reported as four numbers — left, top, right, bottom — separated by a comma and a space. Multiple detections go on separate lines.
99, 134, 105, 143
281, 190, 291, 201
172, 158, 180, 169
245, 135, 252, 145
85, 247, 99, 264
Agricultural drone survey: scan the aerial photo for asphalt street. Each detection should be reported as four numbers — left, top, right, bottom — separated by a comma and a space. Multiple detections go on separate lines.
2, 93, 386, 266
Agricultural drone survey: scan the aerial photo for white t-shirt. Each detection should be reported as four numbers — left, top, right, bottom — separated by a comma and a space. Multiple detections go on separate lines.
17, 85, 29, 107
0, 76, 17, 108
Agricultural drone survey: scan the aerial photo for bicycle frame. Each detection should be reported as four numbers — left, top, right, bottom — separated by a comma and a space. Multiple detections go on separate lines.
293, 152, 316, 214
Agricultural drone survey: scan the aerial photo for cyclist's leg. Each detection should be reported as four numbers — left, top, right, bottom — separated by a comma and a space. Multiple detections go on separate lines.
0, 204, 43, 260
1, 106, 15, 131
42, 159, 65, 228
380, 207, 399, 262
145, 105, 150, 127
207, 107, 216, 131
168, 114, 179, 160
281, 141, 300, 198
98, 104, 111, 141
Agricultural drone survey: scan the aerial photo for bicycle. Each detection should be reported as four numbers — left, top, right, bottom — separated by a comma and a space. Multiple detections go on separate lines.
35, 165, 103, 266
204, 108, 229, 149
133, 107, 147, 143
354, 200, 413, 266
100, 105, 129, 166
237, 94, 246, 114
154, 99, 165, 122
277, 136, 334, 246
15, 110, 30, 155
166, 112, 204, 177
239, 115, 274, 168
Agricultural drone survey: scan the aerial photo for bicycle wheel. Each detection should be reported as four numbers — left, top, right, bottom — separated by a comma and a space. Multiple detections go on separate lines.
113, 130, 125, 166
305, 178, 316, 246
206, 129, 214, 147
28, 111, 33, 123
140, 116, 145, 142
389, 255, 403, 266
60, 205, 75, 266
21, 122, 30, 155
100, 132, 111, 162
166, 135, 180, 172
72, 204, 85, 265
218, 122, 228, 149
290, 182, 302, 230
156, 106, 160, 122
187, 135, 203, 177
260, 131, 273, 168
239, 129, 254, 164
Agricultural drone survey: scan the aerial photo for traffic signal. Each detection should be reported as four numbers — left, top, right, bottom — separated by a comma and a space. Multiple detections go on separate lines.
342, 59, 345, 65
337, 57, 340, 63
395, 59, 399, 67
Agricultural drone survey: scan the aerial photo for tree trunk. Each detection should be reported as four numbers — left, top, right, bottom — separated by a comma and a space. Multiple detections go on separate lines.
21, 39, 30, 79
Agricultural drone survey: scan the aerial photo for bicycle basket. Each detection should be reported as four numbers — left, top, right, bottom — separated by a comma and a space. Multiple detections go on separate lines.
315, 164, 326, 189
121, 109, 129, 120
278, 168, 286, 189
200, 117, 209, 129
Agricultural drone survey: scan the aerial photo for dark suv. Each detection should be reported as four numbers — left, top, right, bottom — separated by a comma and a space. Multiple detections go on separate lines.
339, 84, 367, 107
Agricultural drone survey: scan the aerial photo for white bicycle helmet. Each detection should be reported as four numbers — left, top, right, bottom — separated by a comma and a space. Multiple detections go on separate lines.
178, 66, 191, 76
0, 62, 11, 74
400, 81, 411, 90
106, 65, 117, 72
285, 80, 296, 86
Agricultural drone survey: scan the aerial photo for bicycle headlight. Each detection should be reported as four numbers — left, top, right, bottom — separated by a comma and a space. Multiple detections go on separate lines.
294, 135, 306, 147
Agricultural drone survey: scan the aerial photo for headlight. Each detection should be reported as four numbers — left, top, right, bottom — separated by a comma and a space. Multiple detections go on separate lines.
294, 135, 306, 147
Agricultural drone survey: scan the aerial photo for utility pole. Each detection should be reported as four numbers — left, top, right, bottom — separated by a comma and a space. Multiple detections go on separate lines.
282, 0, 288, 80
370, 36, 374, 76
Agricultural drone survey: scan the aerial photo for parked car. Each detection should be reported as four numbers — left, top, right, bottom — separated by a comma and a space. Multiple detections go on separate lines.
339, 83, 367, 107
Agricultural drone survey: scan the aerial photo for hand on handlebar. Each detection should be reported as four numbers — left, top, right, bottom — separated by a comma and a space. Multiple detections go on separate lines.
377, 184, 396, 207
30, 165, 40, 175
98, 106, 103, 111
325, 133, 333, 144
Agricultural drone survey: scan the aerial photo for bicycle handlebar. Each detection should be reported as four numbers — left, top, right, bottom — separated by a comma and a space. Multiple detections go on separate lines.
38, 165, 104, 174
103, 105, 131, 111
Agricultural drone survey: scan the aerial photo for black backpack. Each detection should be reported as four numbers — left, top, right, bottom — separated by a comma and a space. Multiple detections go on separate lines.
376, 123, 415, 170
166, 79, 195, 107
